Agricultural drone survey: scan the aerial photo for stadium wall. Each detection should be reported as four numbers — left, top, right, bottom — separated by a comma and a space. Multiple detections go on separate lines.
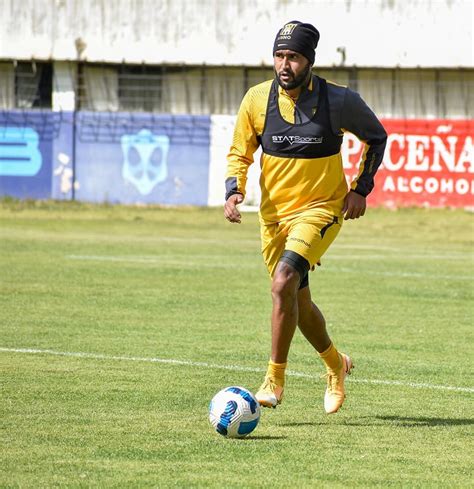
0, 112, 472, 208
0, 0, 472, 68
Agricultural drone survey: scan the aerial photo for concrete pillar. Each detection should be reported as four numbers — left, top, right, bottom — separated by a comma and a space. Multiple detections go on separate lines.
52, 61, 76, 111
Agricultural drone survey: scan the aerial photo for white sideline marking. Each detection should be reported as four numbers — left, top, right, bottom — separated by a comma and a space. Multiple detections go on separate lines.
66, 255, 258, 270
320, 266, 473, 281
1, 347, 473, 394
65, 255, 472, 281
2, 226, 472, 257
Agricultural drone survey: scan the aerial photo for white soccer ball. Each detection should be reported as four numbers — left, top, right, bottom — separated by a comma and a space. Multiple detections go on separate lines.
209, 386, 261, 438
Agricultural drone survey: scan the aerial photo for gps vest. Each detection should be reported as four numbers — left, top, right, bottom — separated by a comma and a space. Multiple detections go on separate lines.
259, 76, 343, 159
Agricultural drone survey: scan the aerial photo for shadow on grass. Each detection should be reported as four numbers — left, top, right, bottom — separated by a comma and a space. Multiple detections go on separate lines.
244, 435, 288, 441
374, 415, 474, 427
279, 422, 327, 427
281, 416, 474, 428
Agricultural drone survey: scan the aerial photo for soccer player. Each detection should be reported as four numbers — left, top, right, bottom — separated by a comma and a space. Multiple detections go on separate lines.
224, 21, 387, 413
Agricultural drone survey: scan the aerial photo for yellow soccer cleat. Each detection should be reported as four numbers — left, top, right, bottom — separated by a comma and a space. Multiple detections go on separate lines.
255, 376, 284, 408
323, 353, 354, 414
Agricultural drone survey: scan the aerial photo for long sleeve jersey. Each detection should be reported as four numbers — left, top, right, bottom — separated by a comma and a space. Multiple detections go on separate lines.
226, 76, 387, 223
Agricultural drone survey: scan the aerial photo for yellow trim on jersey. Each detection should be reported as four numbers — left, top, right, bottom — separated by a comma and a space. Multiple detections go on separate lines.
349, 136, 369, 191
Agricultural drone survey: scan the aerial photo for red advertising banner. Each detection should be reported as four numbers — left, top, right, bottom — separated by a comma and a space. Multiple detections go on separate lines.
342, 119, 473, 208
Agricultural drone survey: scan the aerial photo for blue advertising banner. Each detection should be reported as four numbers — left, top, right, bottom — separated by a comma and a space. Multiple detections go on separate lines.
0, 110, 212, 205
74, 112, 211, 205
0, 111, 60, 199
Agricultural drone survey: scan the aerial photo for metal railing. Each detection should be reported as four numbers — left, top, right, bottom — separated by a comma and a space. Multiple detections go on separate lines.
2, 61, 473, 119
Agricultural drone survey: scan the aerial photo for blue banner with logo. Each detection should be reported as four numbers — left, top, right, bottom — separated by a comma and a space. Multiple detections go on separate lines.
0, 111, 211, 205
74, 112, 211, 205
0, 111, 61, 199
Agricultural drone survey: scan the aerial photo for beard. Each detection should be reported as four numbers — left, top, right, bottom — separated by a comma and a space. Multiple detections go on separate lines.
275, 62, 312, 90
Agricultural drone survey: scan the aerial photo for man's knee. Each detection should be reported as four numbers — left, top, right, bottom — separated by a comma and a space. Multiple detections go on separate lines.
272, 251, 310, 298
271, 262, 300, 299
277, 250, 310, 290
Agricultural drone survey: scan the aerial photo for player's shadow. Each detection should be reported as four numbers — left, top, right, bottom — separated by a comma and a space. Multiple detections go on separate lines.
373, 415, 474, 427
281, 421, 327, 427
243, 435, 287, 441
282, 415, 474, 428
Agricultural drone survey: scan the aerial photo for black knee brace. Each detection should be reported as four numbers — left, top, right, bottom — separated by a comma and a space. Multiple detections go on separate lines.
279, 250, 310, 290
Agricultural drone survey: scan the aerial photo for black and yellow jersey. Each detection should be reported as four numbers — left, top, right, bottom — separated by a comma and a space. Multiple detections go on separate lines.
225, 75, 387, 223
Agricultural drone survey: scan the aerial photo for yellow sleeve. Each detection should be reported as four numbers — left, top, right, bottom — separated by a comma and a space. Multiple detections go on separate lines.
225, 90, 260, 200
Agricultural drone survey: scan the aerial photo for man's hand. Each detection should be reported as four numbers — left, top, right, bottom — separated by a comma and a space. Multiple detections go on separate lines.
342, 190, 366, 220
224, 193, 244, 224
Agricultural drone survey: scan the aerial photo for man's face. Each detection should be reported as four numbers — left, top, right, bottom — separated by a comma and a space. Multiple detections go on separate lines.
273, 50, 311, 90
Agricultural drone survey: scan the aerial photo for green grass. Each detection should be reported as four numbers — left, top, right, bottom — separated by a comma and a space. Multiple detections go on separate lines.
1, 200, 473, 488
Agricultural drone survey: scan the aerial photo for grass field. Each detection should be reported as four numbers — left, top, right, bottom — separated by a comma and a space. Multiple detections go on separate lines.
1, 199, 473, 488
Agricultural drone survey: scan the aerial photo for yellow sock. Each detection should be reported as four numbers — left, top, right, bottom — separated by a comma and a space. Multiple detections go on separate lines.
319, 342, 342, 372
266, 359, 287, 387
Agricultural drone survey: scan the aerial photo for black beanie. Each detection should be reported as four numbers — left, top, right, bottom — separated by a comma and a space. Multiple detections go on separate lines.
273, 20, 320, 64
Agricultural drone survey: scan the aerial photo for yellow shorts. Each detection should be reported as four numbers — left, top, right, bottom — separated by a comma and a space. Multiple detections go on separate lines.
260, 211, 342, 277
